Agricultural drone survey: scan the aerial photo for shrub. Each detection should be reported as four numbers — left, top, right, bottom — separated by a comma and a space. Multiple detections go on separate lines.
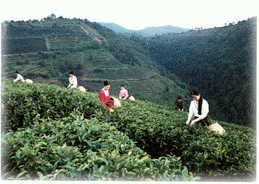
2, 80, 104, 131
2, 112, 197, 181
2, 80, 256, 180
109, 100, 256, 177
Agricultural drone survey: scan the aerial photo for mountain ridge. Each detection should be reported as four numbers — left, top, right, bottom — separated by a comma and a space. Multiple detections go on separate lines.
98, 22, 190, 36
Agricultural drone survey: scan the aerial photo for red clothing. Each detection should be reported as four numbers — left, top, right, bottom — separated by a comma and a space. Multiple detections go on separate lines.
99, 88, 114, 109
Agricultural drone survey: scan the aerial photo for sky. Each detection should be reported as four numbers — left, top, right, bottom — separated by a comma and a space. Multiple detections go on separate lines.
0, 0, 257, 30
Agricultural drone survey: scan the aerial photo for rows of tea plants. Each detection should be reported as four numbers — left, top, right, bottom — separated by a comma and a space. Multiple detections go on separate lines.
2, 80, 197, 181
2, 112, 195, 180
2, 80, 104, 132
2, 80, 256, 180
109, 99, 256, 178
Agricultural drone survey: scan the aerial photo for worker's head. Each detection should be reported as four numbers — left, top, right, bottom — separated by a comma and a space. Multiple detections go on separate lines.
69, 71, 74, 77
191, 90, 200, 101
15, 71, 19, 75
103, 80, 111, 90
120, 84, 125, 90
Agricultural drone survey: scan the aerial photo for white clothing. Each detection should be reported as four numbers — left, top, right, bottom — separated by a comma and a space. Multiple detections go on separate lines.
188, 98, 209, 120
13, 74, 25, 82
119, 89, 129, 99
67, 75, 78, 88
103, 88, 109, 97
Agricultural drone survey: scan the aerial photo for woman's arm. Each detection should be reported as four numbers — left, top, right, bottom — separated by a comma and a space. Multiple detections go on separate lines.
72, 76, 78, 88
119, 90, 123, 99
186, 102, 194, 124
124, 90, 129, 99
99, 90, 112, 110
190, 100, 209, 125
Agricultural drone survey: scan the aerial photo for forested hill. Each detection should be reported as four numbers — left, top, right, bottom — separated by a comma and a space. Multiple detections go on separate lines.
123, 17, 257, 128
1, 15, 191, 108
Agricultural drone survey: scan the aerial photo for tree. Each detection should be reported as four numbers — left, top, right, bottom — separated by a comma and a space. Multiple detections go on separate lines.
50, 13, 56, 19
57, 16, 64, 20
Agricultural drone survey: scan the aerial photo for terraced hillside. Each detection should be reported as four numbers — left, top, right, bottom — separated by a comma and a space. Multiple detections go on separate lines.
2, 17, 191, 108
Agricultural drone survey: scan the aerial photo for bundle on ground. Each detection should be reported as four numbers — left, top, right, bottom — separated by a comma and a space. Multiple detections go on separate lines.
112, 97, 121, 109
25, 79, 33, 83
208, 123, 225, 134
78, 86, 86, 92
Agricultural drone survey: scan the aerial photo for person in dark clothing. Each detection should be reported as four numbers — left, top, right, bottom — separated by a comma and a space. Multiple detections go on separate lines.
174, 96, 184, 111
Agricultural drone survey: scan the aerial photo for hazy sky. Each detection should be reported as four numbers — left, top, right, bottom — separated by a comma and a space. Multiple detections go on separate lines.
0, 0, 257, 30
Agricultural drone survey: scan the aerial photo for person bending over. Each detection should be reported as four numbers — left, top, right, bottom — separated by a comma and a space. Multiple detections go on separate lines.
175, 96, 184, 111
185, 90, 210, 127
13, 71, 25, 83
99, 80, 115, 112
119, 84, 129, 100
67, 71, 78, 89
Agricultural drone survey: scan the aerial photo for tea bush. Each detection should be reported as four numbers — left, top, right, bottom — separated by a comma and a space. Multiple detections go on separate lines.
110, 99, 256, 177
2, 80, 256, 180
2, 80, 104, 131
2, 111, 196, 181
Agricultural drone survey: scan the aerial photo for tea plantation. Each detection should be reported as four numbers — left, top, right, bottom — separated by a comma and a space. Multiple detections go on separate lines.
1, 80, 256, 181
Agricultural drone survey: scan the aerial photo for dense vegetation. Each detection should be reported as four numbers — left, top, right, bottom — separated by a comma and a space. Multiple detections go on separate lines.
2, 38, 47, 54
123, 17, 257, 128
2, 15, 191, 108
1, 80, 196, 181
2, 80, 256, 181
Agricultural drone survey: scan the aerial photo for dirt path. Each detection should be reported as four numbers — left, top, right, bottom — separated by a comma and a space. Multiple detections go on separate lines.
81, 77, 139, 81
80, 77, 148, 82
2, 51, 44, 57
80, 25, 102, 43
45, 38, 50, 50
80, 25, 89, 35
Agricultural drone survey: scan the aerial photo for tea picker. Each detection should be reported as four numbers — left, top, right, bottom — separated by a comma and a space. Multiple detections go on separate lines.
119, 84, 135, 101
13, 71, 25, 83
185, 89, 225, 134
13, 71, 33, 83
67, 71, 78, 89
99, 80, 121, 113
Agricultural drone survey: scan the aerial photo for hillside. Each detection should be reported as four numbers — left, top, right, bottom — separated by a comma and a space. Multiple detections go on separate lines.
1, 15, 191, 108
123, 17, 257, 128
98, 22, 134, 34
2, 80, 256, 181
99, 22, 190, 36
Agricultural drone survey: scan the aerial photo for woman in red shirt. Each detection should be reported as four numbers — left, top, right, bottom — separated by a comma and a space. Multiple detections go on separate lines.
99, 81, 115, 112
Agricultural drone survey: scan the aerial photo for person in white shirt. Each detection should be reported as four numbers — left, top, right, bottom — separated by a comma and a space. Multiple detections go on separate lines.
13, 71, 25, 82
67, 71, 78, 89
185, 89, 210, 127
